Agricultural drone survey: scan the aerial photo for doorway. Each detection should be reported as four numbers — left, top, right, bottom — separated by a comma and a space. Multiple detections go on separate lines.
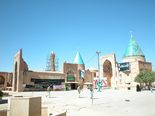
103, 60, 113, 87
71, 83, 77, 90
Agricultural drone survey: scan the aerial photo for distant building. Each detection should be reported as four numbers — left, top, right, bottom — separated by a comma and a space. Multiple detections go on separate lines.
63, 52, 93, 90
11, 49, 65, 92
0, 72, 12, 90
99, 34, 152, 88
0, 34, 152, 91
0, 50, 94, 92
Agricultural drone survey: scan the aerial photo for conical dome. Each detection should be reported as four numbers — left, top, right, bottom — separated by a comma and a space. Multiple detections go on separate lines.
73, 52, 84, 65
123, 35, 145, 58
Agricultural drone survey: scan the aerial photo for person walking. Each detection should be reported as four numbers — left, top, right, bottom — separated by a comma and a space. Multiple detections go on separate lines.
77, 86, 81, 98
47, 85, 52, 98
90, 84, 94, 104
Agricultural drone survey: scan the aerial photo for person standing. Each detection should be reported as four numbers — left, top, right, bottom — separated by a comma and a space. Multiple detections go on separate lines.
47, 85, 52, 98
77, 86, 81, 98
89, 84, 94, 104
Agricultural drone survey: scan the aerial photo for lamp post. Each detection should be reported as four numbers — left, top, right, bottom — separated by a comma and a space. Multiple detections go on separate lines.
96, 51, 101, 92
96, 51, 101, 78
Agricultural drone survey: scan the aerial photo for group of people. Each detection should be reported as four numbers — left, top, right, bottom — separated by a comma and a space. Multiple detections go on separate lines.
77, 85, 94, 98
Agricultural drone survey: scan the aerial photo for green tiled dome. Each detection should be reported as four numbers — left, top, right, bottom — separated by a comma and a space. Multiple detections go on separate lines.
74, 52, 84, 65
123, 35, 144, 58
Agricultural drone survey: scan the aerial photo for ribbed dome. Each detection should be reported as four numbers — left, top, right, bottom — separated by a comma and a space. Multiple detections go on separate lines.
73, 52, 84, 65
123, 35, 145, 58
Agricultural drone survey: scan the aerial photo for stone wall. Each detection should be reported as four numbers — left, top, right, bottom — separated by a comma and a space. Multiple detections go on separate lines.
0, 110, 7, 116
119, 56, 152, 87
24, 71, 65, 84
63, 63, 79, 82
138, 61, 152, 72
12, 49, 28, 92
0, 72, 12, 90
8, 97, 41, 116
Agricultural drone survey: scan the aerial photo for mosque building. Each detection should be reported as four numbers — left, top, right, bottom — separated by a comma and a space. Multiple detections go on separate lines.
0, 34, 152, 91
63, 52, 94, 90
99, 34, 152, 88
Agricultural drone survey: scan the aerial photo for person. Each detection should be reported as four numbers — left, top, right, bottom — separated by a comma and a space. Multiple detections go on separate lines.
47, 85, 52, 98
77, 86, 81, 98
127, 83, 131, 90
89, 84, 94, 104
136, 84, 141, 92
97, 80, 101, 92
90, 85, 93, 98
150, 86, 153, 93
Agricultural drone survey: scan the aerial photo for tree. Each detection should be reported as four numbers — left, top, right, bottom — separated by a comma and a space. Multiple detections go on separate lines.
134, 71, 155, 90
0, 90, 3, 99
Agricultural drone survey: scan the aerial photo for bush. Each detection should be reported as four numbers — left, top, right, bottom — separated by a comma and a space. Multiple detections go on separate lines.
0, 90, 3, 98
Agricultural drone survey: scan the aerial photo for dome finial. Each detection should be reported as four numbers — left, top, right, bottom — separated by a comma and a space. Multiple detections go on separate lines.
130, 31, 133, 38
123, 33, 145, 58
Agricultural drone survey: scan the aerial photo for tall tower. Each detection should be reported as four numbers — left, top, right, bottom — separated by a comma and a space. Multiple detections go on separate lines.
45, 54, 51, 71
50, 51, 56, 71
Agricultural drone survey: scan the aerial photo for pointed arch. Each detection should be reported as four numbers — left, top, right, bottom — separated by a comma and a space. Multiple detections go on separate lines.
103, 60, 113, 87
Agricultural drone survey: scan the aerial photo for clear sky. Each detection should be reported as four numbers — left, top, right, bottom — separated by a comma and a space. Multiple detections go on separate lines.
0, 0, 155, 72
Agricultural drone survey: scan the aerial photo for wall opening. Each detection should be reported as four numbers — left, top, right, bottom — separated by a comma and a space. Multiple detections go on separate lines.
103, 60, 113, 87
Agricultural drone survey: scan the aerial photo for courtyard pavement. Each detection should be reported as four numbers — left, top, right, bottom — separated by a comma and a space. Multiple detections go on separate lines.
1, 88, 155, 116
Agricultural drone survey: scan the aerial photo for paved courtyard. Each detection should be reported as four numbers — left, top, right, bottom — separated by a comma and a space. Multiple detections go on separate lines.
1, 88, 155, 116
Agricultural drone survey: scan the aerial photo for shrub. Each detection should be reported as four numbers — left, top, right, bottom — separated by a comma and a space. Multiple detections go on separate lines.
0, 90, 3, 98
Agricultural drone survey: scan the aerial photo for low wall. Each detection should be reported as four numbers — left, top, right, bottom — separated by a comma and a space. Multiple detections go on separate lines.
42, 107, 48, 116
0, 109, 7, 116
8, 97, 41, 116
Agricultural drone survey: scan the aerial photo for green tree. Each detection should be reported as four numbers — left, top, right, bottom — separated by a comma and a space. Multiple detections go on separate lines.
0, 90, 3, 98
134, 71, 155, 90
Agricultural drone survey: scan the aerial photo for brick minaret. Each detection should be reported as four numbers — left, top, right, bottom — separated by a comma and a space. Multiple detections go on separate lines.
50, 51, 55, 71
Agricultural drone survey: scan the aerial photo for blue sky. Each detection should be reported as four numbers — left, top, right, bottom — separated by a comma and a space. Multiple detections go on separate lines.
0, 0, 155, 72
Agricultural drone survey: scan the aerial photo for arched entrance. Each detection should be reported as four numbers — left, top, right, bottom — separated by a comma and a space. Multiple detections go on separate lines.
103, 60, 113, 87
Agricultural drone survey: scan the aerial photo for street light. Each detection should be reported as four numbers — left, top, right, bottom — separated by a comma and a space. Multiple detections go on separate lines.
96, 51, 101, 92
96, 51, 101, 77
